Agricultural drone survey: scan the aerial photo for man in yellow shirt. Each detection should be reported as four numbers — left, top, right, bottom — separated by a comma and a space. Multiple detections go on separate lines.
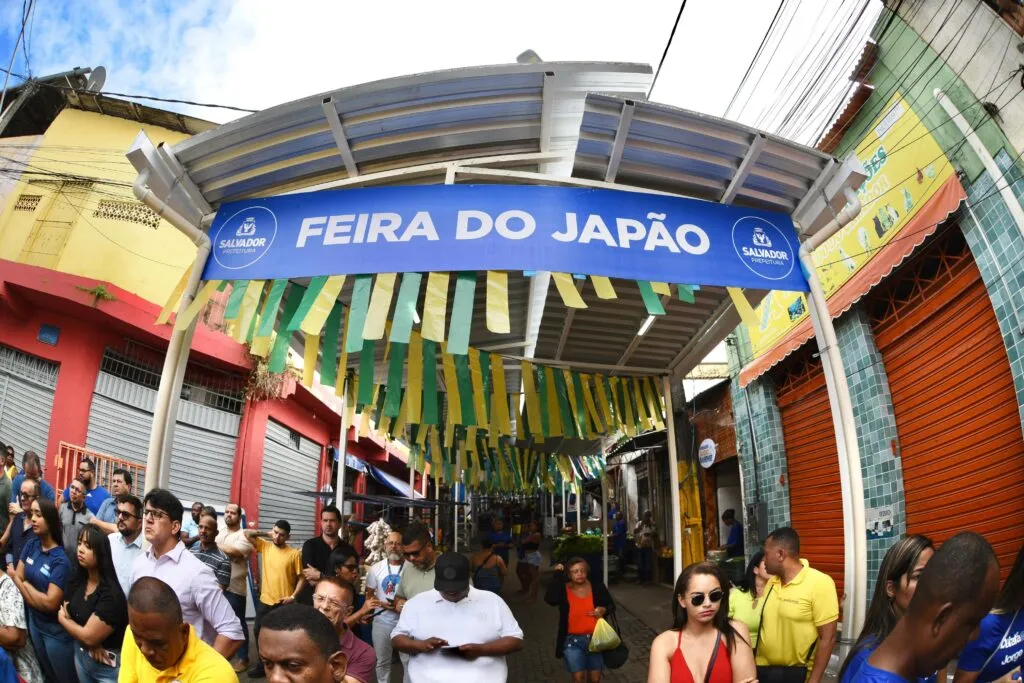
120, 576, 238, 682
756, 527, 839, 683
244, 518, 306, 679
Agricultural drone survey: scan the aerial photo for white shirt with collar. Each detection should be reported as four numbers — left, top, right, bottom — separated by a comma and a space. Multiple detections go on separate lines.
391, 586, 523, 683
108, 531, 147, 597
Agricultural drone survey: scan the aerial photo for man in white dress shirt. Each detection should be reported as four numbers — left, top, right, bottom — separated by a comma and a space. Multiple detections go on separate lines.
391, 552, 523, 683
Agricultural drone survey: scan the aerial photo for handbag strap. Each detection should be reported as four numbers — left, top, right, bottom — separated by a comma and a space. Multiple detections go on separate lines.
753, 584, 774, 657
704, 631, 723, 683
980, 609, 1020, 673
473, 553, 495, 581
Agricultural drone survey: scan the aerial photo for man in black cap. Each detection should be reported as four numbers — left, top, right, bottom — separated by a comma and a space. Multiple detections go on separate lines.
391, 552, 524, 682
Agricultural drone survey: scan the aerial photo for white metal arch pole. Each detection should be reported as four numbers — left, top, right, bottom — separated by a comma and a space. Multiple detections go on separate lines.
601, 471, 609, 586
408, 465, 415, 518
453, 483, 460, 552
561, 482, 567, 531
333, 377, 348, 519
433, 478, 440, 543
662, 375, 684, 583
575, 484, 582, 534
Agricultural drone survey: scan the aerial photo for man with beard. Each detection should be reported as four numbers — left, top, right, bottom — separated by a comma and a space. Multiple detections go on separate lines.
180, 501, 204, 548
93, 468, 133, 534
190, 512, 231, 591
300, 505, 354, 605
108, 493, 145, 595
365, 529, 405, 683
217, 502, 254, 673
58, 458, 109, 514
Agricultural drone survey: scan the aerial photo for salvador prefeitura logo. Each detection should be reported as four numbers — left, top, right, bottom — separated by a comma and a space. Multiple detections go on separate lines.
731, 215, 795, 282
212, 206, 278, 270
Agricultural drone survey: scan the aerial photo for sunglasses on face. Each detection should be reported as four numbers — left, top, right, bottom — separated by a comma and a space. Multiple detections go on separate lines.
689, 589, 724, 607
18, 493, 36, 500
116, 510, 140, 520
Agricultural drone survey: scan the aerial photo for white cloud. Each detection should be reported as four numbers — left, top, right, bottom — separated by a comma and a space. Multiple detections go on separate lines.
14, 0, 880, 144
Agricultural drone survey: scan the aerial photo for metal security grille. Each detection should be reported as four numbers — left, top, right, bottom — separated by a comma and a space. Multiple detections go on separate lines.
261, 420, 322, 545
0, 345, 59, 465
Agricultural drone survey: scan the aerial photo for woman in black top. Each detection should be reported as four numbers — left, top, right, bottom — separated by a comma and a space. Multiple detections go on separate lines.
56, 524, 127, 683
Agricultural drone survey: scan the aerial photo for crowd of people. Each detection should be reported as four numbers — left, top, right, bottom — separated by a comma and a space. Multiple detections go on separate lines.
0, 439, 1020, 683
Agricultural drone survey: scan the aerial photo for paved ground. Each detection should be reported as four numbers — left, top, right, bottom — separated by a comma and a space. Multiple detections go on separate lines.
239, 562, 661, 682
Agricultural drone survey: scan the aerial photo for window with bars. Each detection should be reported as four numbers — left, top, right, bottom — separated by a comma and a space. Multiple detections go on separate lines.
13, 195, 41, 212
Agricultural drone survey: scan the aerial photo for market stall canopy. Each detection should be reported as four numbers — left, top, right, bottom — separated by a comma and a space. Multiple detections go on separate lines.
127, 60, 864, 491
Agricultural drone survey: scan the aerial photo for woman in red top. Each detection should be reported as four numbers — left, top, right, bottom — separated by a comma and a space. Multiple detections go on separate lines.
545, 557, 616, 682
648, 562, 757, 683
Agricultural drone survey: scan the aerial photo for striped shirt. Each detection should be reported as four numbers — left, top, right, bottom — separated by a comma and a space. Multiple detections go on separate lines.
190, 543, 231, 590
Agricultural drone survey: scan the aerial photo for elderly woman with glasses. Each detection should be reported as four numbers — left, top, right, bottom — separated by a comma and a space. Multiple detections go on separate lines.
2, 479, 39, 569
328, 544, 380, 647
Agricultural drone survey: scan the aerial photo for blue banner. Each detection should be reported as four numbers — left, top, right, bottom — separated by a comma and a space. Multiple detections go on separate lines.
203, 185, 808, 292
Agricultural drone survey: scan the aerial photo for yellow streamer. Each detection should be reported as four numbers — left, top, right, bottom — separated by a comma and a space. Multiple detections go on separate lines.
441, 351, 462, 425
335, 306, 352, 397
644, 377, 665, 430
232, 280, 266, 343
422, 272, 450, 342
651, 281, 671, 296
468, 349, 488, 430
344, 379, 357, 434
174, 280, 221, 332
485, 271, 511, 334
590, 275, 617, 300
619, 378, 636, 436
491, 358, 512, 436
580, 374, 604, 434
430, 428, 443, 483
302, 333, 319, 387
727, 287, 759, 328
250, 332, 274, 358
300, 275, 346, 335
544, 367, 563, 437
633, 377, 653, 431
552, 273, 586, 309
521, 361, 543, 441
359, 405, 373, 438
363, 273, 397, 340
562, 369, 585, 438
407, 332, 423, 424
467, 427, 478, 459
417, 423, 429, 447
157, 266, 193, 325
594, 374, 614, 431
444, 420, 455, 448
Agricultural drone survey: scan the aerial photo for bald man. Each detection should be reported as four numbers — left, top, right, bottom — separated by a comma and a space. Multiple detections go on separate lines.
259, 603, 349, 682
119, 577, 238, 682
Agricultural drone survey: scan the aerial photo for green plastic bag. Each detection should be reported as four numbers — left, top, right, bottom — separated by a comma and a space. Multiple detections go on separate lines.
588, 617, 622, 652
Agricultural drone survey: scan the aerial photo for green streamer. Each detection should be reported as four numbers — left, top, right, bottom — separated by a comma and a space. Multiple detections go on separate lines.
389, 273, 423, 344
268, 283, 306, 373
571, 371, 588, 435
345, 275, 373, 353
320, 303, 342, 388
535, 365, 550, 437
636, 280, 666, 315
255, 279, 288, 339
245, 284, 269, 344
357, 339, 376, 408
677, 284, 696, 304
454, 354, 476, 426
422, 339, 439, 425
384, 343, 407, 417
551, 369, 577, 437
479, 351, 492, 425
447, 272, 477, 356
286, 275, 328, 331
223, 280, 249, 320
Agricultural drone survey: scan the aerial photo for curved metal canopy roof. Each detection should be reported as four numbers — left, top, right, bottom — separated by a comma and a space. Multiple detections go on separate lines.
128, 60, 864, 402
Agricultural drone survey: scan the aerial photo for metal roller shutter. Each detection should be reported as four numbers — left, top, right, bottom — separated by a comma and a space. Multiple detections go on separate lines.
776, 351, 845, 600
0, 345, 59, 465
86, 371, 239, 505
872, 229, 1024, 578
261, 420, 322, 545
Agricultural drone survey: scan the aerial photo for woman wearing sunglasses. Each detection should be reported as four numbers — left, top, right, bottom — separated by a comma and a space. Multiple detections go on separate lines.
327, 544, 379, 647
648, 562, 757, 683
545, 557, 617, 683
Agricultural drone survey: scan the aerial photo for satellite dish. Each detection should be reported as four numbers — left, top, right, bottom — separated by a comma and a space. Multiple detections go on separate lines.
85, 66, 106, 92
517, 50, 542, 65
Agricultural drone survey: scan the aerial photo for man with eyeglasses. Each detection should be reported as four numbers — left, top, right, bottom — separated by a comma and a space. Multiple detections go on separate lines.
58, 477, 95, 561
312, 577, 377, 683
93, 467, 133, 534
131, 487, 244, 659
109, 493, 146, 596
2, 479, 38, 570
391, 552, 523, 683
58, 457, 110, 514
10, 452, 54, 507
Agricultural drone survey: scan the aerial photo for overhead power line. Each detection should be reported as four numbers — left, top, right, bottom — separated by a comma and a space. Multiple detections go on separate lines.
648, 0, 689, 99
722, 0, 789, 118
0, 0, 34, 118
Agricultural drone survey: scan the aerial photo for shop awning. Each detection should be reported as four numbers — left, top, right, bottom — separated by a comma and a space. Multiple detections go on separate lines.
370, 466, 424, 500
739, 174, 966, 387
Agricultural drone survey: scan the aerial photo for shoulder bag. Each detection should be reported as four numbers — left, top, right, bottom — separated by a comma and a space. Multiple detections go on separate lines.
754, 585, 812, 683
705, 631, 723, 683
602, 610, 630, 669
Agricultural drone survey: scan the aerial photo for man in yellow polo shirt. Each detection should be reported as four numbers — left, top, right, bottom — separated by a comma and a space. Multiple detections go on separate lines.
244, 518, 306, 678
756, 527, 839, 683
120, 576, 237, 682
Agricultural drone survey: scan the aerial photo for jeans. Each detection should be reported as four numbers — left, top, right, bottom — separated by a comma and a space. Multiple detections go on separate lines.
74, 645, 118, 683
28, 612, 79, 683
637, 546, 653, 583
251, 600, 277, 669
563, 634, 604, 673
225, 591, 249, 662
372, 618, 398, 683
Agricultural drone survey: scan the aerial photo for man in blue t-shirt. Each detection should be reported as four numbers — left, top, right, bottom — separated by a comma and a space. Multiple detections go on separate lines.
845, 532, 999, 683
721, 509, 744, 558
58, 457, 110, 515
485, 517, 513, 565
955, 545, 1024, 683
10, 452, 54, 506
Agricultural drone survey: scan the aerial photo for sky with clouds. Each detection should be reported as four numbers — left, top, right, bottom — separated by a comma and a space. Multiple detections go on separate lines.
0, 0, 881, 145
